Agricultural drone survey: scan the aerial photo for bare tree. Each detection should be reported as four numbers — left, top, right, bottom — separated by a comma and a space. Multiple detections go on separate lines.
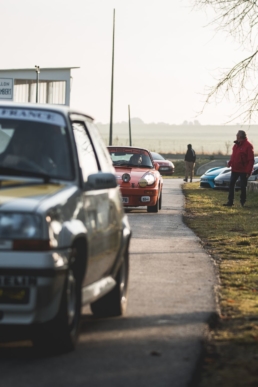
193, 0, 258, 123
225, 140, 231, 155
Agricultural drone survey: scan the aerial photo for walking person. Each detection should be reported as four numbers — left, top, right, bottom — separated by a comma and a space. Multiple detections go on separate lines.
184, 144, 196, 182
223, 130, 254, 207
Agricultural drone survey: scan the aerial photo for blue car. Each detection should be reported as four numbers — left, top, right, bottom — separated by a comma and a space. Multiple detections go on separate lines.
200, 167, 231, 188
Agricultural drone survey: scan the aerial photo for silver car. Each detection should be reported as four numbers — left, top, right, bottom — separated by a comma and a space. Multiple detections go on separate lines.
214, 163, 258, 190
0, 102, 131, 353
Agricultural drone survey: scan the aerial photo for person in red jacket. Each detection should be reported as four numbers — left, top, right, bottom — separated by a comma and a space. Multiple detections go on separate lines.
223, 130, 254, 207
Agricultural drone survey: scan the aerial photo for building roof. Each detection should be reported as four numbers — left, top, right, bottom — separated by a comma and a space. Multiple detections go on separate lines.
0, 67, 80, 71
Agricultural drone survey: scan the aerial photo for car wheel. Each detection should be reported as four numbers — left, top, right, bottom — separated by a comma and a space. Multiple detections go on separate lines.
90, 248, 129, 317
32, 254, 82, 354
159, 190, 162, 210
147, 195, 159, 213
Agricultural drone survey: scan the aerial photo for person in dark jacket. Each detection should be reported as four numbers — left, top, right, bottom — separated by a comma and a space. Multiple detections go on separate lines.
184, 144, 196, 182
223, 130, 254, 207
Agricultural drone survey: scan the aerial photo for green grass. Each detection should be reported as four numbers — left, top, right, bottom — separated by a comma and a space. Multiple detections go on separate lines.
182, 183, 258, 387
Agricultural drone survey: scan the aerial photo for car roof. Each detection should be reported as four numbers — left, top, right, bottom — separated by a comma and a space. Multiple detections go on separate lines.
151, 151, 164, 157
0, 101, 94, 122
107, 145, 151, 153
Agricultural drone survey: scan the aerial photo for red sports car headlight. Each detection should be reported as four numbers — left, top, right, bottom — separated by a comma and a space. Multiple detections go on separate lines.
122, 173, 131, 183
139, 172, 156, 187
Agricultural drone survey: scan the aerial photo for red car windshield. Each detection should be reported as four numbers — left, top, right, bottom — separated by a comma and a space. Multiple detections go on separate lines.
108, 148, 153, 168
151, 152, 165, 161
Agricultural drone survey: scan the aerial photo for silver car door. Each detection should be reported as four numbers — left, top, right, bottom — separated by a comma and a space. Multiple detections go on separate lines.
86, 122, 122, 274
72, 121, 115, 285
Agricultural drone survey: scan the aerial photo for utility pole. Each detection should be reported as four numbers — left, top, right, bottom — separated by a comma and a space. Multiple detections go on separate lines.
109, 9, 115, 145
35, 65, 40, 103
128, 105, 132, 146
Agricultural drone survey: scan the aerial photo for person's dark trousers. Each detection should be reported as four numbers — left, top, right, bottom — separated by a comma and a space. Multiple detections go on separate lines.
228, 171, 248, 205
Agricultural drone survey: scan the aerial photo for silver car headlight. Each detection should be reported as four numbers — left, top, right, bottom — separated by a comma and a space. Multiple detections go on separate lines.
139, 172, 156, 187
0, 213, 42, 239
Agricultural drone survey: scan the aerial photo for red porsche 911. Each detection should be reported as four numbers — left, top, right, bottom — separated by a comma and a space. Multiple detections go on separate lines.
107, 146, 163, 213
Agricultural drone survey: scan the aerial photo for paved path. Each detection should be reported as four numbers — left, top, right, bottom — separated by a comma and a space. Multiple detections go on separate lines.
124, 179, 217, 386
0, 179, 216, 387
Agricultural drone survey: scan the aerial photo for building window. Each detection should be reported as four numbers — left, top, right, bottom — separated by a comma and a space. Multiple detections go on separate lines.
14, 80, 66, 105
48, 81, 66, 104
14, 81, 29, 103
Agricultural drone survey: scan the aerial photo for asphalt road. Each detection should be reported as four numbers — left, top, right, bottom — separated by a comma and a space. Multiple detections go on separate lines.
0, 179, 216, 387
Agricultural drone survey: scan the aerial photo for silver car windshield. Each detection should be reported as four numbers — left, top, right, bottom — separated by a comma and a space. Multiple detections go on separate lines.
0, 118, 73, 180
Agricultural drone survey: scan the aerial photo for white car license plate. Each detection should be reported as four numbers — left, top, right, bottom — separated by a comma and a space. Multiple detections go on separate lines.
141, 196, 150, 202
122, 197, 129, 204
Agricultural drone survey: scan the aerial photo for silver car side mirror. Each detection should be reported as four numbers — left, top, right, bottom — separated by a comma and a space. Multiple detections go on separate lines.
84, 172, 117, 191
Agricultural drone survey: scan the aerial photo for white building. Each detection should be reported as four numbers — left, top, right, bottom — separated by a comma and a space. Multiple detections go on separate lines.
0, 67, 79, 106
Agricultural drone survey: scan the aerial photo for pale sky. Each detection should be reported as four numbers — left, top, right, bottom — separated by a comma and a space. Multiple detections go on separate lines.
1, 0, 251, 124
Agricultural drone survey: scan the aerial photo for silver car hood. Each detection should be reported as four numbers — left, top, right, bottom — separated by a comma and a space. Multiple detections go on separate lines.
0, 179, 67, 212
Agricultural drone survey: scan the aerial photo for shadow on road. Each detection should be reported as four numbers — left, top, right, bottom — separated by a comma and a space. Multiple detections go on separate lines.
0, 310, 215, 387
0, 310, 213, 353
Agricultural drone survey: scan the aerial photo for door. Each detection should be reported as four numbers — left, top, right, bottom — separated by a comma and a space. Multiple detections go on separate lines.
72, 120, 119, 286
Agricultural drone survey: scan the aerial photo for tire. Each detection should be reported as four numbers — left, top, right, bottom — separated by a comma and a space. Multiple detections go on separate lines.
32, 250, 82, 354
90, 249, 129, 318
159, 190, 162, 210
147, 195, 159, 213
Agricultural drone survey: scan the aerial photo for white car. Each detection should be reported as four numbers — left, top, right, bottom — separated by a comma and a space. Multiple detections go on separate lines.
0, 102, 131, 353
214, 163, 258, 190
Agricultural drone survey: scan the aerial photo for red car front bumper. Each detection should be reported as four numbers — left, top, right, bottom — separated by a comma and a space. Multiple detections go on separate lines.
119, 185, 159, 207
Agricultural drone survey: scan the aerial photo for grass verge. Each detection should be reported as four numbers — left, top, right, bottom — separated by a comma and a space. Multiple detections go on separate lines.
182, 182, 258, 387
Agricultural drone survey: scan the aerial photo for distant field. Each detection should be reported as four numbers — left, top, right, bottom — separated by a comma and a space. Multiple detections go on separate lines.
97, 123, 258, 155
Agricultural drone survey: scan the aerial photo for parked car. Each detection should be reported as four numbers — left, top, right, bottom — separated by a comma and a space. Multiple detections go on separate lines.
200, 166, 231, 188
214, 163, 258, 190
108, 146, 163, 212
150, 152, 175, 176
0, 102, 131, 353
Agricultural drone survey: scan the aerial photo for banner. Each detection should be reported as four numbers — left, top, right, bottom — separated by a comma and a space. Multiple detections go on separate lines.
0, 78, 13, 100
